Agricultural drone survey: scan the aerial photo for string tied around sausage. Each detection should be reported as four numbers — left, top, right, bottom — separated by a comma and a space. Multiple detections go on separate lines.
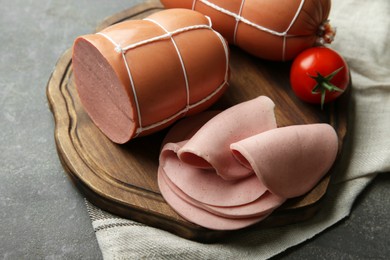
96, 18, 229, 137
191, 0, 307, 61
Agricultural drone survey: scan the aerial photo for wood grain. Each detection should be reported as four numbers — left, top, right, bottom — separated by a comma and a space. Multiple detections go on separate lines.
46, 0, 349, 243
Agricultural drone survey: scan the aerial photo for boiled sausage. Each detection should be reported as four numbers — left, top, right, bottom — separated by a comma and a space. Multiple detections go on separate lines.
72, 9, 229, 143
161, 0, 334, 61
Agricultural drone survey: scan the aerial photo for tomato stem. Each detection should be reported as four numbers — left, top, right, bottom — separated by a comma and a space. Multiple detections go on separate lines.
309, 66, 345, 109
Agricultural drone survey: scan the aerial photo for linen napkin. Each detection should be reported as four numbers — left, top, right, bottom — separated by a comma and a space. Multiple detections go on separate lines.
85, 0, 390, 259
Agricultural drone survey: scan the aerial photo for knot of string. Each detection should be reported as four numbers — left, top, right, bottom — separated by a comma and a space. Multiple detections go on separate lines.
114, 45, 123, 53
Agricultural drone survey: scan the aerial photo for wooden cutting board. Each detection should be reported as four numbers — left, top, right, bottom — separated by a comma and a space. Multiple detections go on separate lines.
46, 0, 349, 243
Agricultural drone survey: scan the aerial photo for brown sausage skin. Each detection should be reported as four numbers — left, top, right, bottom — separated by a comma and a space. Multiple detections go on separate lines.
161, 0, 332, 61
72, 9, 229, 143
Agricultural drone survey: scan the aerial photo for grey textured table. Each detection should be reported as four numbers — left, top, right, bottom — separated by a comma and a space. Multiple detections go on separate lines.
1, 1, 389, 259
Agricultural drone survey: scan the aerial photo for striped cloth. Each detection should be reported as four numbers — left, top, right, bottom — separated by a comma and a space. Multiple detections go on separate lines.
86, 0, 390, 259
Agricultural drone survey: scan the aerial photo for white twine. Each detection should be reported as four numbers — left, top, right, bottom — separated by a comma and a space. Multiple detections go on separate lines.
233, 0, 246, 45
96, 17, 229, 136
144, 17, 191, 116
192, 0, 307, 61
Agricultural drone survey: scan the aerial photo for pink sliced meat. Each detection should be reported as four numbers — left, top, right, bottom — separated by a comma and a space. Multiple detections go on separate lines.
160, 142, 267, 207
161, 111, 220, 147
203, 192, 284, 219
157, 95, 338, 230
158, 170, 271, 230
178, 96, 277, 180
230, 124, 338, 198
160, 167, 285, 218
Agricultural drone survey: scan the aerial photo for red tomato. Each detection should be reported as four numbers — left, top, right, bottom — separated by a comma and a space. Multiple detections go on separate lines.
290, 46, 350, 108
